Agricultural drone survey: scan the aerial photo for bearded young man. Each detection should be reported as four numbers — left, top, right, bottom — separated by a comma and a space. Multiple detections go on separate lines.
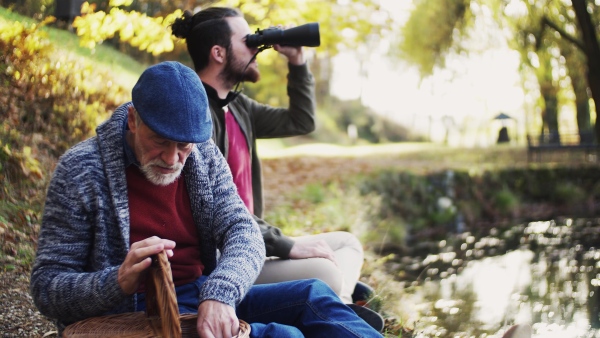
171, 8, 384, 331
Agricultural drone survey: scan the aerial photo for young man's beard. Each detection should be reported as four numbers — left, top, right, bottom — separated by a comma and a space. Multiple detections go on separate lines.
221, 51, 260, 88
140, 159, 183, 186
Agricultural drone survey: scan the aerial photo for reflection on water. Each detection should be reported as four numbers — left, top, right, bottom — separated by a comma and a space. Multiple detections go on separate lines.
397, 218, 600, 337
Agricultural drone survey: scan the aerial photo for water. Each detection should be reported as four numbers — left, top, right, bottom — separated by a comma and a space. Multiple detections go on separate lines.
394, 218, 600, 337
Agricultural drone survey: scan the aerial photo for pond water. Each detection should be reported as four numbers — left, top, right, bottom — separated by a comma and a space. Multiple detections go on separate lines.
393, 218, 600, 337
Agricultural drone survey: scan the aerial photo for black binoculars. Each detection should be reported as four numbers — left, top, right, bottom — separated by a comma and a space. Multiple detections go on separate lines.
245, 23, 320, 48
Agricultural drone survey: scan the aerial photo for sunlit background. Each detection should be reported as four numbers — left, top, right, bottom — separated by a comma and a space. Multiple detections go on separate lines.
331, 0, 583, 147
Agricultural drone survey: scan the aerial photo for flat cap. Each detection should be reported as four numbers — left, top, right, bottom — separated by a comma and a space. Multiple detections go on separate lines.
132, 61, 212, 143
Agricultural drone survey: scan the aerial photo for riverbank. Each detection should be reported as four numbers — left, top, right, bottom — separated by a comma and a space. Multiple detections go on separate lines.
2, 145, 599, 336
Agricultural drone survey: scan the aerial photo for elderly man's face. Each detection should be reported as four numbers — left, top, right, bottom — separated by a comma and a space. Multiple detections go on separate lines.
127, 106, 193, 186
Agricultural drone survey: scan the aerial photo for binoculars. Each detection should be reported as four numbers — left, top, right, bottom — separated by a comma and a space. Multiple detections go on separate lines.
245, 23, 320, 48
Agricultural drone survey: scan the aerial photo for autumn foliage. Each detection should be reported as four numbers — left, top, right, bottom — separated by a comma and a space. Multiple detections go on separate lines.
1, 17, 130, 175
0, 16, 129, 265
73, 2, 182, 56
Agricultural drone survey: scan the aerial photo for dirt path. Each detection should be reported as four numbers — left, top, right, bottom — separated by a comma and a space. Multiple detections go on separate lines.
1, 270, 56, 337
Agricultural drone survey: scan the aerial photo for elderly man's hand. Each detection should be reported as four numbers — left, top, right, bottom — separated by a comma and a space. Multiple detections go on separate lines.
288, 240, 337, 264
117, 236, 176, 295
197, 300, 239, 338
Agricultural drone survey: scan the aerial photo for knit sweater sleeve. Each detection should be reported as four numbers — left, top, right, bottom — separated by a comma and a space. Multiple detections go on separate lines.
196, 143, 266, 307
30, 142, 128, 324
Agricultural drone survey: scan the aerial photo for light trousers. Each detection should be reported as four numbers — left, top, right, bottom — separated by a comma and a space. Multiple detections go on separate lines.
254, 231, 364, 304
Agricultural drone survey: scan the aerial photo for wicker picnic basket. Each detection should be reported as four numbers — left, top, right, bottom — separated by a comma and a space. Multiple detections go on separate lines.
63, 251, 250, 338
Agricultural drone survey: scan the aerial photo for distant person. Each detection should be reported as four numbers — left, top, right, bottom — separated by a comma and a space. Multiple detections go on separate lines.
497, 126, 510, 144
171, 6, 383, 331
29, 61, 383, 337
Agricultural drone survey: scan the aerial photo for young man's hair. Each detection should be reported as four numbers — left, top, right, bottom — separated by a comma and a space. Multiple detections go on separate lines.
172, 7, 242, 71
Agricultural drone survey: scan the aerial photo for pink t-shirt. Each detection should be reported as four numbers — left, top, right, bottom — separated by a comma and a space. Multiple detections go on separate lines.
224, 106, 254, 214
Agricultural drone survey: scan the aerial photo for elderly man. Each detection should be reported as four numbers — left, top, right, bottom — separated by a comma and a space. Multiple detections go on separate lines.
30, 61, 382, 337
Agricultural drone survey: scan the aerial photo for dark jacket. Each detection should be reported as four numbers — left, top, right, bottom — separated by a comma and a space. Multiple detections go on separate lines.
207, 63, 316, 258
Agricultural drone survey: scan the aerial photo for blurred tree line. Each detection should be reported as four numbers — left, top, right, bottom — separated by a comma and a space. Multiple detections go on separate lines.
5, 0, 600, 146
395, 0, 600, 145
1, 0, 418, 145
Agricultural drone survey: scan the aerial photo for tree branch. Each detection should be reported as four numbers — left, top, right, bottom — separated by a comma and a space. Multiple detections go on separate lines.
541, 15, 586, 51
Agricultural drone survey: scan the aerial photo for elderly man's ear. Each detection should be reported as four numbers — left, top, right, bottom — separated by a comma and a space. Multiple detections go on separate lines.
127, 106, 138, 133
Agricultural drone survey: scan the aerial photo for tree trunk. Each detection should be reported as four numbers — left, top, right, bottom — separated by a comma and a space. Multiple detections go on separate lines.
561, 43, 594, 143
536, 50, 560, 144
539, 81, 560, 144
572, 0, 600, 143
574, 83, 593, 143
312, 54, 332, 108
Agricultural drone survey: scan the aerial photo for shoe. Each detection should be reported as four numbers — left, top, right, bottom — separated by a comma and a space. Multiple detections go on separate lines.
347, 303, 385, 333
352, 281, 375, 303
501, 324, 532, 338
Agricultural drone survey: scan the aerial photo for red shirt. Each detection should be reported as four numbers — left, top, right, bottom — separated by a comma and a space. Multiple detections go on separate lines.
224, 106, 254, 214
126, 165, 204, 288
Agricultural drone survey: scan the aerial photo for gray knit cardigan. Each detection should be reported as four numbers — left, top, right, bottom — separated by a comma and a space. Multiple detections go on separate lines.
30, 103, 265, 331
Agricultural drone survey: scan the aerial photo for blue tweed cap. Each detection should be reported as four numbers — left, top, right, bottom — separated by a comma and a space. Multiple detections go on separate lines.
132, 61, 212, 143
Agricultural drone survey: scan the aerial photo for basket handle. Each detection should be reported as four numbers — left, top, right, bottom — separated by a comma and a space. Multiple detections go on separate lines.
144, 250, 182, 338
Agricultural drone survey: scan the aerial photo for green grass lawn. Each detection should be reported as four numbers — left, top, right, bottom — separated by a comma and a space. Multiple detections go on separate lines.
0, 6, 145, 89
257, 140, 534, 170
257, 141, 439, 158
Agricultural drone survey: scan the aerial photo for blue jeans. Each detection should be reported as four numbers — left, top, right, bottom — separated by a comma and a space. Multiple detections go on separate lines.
137, 277, 381, 337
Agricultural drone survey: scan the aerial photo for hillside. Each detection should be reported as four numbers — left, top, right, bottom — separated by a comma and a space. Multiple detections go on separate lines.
0, 7, 145, 88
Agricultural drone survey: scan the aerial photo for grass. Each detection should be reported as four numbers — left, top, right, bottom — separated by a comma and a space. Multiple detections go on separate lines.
257, 141, 534, 171
0, 6, 145, 89
257, 141, 441, 158
43, 27, 144, 88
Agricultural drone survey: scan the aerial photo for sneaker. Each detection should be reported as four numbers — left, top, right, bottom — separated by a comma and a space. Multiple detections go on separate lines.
502, 324, 532, 338
352, 281, 375, 303
347, 303, 385, 333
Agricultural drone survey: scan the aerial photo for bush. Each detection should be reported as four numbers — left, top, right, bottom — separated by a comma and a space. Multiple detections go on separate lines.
553, 182, 586, 205
0, 15, 129, 269
1, 16, 129, 180
493, 186, 520, 216
359, 167, 600, 243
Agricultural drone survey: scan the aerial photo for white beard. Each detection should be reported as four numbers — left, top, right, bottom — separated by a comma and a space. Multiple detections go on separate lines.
139, 160, 183, 186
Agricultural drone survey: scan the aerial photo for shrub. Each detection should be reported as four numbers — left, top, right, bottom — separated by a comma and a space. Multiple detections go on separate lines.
0, 14, 129, 269
1, 16, 128, 183
553, 182, 586, 205
493, 186, 520, 216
